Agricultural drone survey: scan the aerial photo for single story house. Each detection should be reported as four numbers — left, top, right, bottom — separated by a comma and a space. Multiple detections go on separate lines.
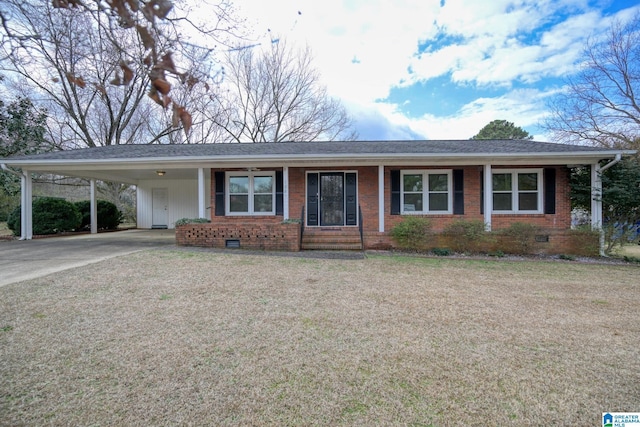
1, 140, 635, 255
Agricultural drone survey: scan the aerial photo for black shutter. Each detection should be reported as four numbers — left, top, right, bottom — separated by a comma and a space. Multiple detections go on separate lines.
214, 171, 225, 216
391, 170, 401, 215
275, 170, 284, 216
307, 173, 319, 226
480, 171, 484, 215
544, 168, 556, 214
453, 169, 464, 215
345, 173, 357, 226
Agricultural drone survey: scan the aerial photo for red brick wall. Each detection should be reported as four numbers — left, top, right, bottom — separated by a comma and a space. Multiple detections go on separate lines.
203, 165, 578, 254
176, 222, 301, 251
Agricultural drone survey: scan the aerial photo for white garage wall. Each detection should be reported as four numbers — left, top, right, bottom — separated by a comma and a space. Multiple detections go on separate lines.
136, 178, 211, 229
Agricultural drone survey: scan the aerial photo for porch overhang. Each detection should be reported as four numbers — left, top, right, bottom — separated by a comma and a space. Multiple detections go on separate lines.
1, 150, 632, 184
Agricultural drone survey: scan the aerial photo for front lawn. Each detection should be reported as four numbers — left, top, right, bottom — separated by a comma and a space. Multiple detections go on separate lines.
1, 251, 638, 425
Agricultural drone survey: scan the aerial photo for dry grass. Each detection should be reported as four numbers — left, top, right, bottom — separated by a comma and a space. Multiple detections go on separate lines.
1, 250, 638, 426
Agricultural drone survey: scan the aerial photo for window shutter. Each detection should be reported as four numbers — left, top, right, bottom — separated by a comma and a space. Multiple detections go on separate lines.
306, 173, 319, 226
275, 171, 284, 216
453, 169, 464, 215
214, 171, 225, 216
544, 168, 556, 214
345, 173, 357, 226
391, 170, 400, 215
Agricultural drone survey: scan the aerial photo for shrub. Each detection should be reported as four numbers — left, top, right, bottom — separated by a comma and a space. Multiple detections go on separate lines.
74, 200, 123, 230
390, 217, 433, 250
443, 219, 491, 253
566, 226, 600, 256
488, 250, 505, 258
7, 197, 82, 235
432, 247, 452, 256
175, 218, 211, 227
6, 206, 20, 235
500, 222, 541, 254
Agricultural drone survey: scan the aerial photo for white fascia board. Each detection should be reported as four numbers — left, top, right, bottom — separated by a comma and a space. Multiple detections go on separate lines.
2, 149, 633, 170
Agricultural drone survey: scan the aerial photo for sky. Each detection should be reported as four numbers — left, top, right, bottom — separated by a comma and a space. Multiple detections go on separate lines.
229, 0, 640, 142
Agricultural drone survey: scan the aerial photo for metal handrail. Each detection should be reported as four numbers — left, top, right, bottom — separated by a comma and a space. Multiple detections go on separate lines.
299, 206, 305, 249
358, 205, 364, 250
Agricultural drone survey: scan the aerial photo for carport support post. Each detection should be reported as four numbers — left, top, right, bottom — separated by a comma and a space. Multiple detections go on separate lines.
283, 166, 289, 220
483, 164, 492, 231
378, 165, 384, 232
20, 170, 33, 240
197, 168, 206, 219
591, 162, 605, 256
90, 179, 97, 234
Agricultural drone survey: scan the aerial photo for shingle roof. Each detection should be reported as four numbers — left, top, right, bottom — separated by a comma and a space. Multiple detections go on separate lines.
0, 139, 624, 162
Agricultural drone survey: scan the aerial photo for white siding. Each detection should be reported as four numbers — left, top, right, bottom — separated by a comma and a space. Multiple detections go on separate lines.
137, 178, 211, 229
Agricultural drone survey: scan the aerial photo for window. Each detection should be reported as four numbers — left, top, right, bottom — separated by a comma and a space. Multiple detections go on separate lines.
492, 169, 542, 213
401, 170, 452, 214
227, 172, 275, 215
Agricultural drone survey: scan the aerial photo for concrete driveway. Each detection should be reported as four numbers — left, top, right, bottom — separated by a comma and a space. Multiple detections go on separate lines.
0, 229, 176, 287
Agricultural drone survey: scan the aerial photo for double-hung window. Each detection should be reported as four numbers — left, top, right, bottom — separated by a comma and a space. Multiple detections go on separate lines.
492, 169, 542, 213
227, 172, 275, 215
401, 170, 452, 214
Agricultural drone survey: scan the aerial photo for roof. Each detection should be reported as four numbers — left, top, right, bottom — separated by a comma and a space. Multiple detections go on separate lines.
0, 139, 627, 161
1, 139, 633, 184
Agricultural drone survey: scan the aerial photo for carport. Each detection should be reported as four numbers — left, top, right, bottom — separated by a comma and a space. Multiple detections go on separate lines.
1, 145, 214, 239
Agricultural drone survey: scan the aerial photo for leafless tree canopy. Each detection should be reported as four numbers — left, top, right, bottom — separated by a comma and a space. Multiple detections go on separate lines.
0, 0, 241, 147
544, 13, 640, 149
213, 40, 358, 142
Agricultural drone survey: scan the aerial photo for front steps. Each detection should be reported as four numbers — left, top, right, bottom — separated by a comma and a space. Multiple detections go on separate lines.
301, 227, 363, 251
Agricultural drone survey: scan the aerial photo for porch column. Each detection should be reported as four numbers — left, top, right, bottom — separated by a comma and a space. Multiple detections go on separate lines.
20, 170, 33, 240
591, 162, 605, 255
483, 164, 492, 231
90, 179, 97, 234
197, 167, 206, 219
378, 165, 384, 232
283, 166, 290, 220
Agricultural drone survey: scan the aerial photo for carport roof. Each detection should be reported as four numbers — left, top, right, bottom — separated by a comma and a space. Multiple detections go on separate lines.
1, 139, 634, 184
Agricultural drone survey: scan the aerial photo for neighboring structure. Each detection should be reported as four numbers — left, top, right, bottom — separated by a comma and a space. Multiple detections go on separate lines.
1, 140, 634, 254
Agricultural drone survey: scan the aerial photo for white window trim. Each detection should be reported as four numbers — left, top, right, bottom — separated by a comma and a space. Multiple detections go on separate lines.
400, 169, 453, 214
492, 168, 543, 214
226, 171, 276, 216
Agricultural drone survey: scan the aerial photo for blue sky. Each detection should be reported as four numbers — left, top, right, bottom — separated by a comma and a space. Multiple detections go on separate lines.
233, 0, 640, 141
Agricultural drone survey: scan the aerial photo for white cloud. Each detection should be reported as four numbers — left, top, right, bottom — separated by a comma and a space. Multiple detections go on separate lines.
371, 87, 559, 140
224, 0, 640, 142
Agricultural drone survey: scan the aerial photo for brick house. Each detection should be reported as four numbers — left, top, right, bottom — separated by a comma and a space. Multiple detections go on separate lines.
1, 140, 634, 254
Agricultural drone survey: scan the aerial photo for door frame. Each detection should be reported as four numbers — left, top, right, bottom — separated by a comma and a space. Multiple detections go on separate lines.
305, 171, 358, 227
151, 187, 169, 229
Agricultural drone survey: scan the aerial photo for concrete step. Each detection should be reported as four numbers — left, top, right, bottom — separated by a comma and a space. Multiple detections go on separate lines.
301, 242, 363, 251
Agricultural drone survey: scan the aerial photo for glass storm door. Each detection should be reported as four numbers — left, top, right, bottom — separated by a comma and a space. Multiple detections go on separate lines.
320, 173, 344, 226
306, 172, 357, 227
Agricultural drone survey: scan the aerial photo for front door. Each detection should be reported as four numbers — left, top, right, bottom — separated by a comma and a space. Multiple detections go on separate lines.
152, 188, 168, 229
320, 173, 344, 226
307, 172, 357, 227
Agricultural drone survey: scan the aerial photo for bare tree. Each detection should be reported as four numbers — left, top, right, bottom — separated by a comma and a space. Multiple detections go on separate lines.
544, 13, 640, 150
213, 40, 358, 142
0, 0, 240, 145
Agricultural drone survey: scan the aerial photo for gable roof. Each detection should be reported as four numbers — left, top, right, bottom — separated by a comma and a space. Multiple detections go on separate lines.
1, 140, 633, 184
